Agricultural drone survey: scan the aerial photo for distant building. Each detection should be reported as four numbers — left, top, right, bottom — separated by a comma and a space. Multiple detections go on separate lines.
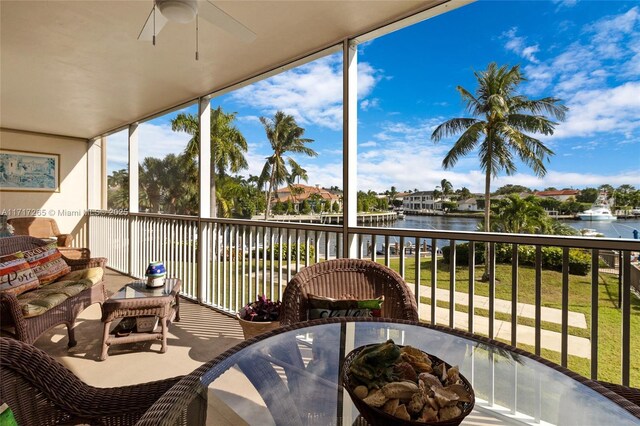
534, 189, 579, 202
457, 198, 478, 211
402, 191, 449, 212
274, 184, 341, 211
492, 192, 531, 201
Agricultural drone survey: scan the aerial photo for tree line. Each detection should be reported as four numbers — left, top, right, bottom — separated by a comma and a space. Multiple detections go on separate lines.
108, 109, 317, 219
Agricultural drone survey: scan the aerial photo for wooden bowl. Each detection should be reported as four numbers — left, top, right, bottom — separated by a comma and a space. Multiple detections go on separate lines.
341, 344, 475, 426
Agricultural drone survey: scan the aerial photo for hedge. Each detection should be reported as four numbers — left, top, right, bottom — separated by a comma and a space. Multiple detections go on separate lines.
259, 243, 315, 261
442, 243, 591, 276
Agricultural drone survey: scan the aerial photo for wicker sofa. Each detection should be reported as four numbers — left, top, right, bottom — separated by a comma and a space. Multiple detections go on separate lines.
0, 236, 107, 347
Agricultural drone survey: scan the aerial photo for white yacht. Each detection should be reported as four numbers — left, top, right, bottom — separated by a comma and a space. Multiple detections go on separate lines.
577, 192, 617, 221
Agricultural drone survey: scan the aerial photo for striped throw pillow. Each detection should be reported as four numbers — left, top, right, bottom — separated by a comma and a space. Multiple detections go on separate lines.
23, 242, 71, 285
0, 251, 40, 295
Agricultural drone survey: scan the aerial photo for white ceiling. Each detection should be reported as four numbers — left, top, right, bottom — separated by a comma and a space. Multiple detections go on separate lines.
1, 0, 452, 140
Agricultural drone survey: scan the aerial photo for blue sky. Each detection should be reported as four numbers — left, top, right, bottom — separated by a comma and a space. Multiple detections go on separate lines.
109, 0, 640, 194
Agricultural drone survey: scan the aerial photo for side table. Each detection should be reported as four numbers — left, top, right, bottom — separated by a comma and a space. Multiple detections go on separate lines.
100, 278, 181, 361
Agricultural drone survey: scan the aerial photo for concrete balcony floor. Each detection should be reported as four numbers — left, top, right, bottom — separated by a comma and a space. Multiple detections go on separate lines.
33, 269, 245, 388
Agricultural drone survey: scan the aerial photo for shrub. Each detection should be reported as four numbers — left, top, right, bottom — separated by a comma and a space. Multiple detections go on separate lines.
442, 243, 590, 275
442, 243, 485, 265
261, 243, 315, 261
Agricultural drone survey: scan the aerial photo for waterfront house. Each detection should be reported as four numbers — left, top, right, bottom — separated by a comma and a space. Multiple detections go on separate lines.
274, 184, 341, 212
457, 198, 479, 211
534, 189, 580, 202
402, 190, 449, 213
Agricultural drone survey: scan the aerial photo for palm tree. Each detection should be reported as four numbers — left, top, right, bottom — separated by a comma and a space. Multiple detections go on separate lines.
288, 162, 308, 210
171, 106, 248, 217
259, 111, 317, 219
490, 195, 548, 234
388, 186, 398, 209
440, 179, 453, 199
431, 63, 567, 235
107, 169, 129, 209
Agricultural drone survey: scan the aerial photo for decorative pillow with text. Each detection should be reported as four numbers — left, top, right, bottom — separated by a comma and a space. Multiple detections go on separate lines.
23, 242, 71, 285
307, 294, 384, 320
0, 251, 40, 295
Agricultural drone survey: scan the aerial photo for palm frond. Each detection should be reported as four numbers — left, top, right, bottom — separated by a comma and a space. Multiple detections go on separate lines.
441, 121, 485, 169
431, 118, 480, 142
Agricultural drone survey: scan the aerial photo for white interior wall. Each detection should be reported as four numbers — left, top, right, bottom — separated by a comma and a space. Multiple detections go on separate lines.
0, 128, 91, 245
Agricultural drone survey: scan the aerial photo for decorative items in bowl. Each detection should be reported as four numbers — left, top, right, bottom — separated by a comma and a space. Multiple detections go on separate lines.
145, 261, 166, 288
341, 340, 474, 426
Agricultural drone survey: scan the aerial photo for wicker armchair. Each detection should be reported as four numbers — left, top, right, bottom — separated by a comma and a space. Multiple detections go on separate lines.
279, 258, 419, 326
7, 217, 73, 247
0, 337, 182, 426
0, 236, 107, 347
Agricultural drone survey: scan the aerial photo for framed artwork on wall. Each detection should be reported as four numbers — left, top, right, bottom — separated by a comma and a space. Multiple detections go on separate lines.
0, 149, 60, 192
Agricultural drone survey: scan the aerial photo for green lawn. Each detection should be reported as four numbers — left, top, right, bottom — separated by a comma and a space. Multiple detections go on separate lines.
386, 256, 640, 386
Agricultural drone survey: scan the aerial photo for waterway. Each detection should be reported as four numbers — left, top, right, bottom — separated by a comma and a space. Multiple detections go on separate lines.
388, 215, 640, 240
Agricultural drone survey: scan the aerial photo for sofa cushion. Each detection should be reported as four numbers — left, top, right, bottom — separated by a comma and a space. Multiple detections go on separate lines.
307, 294, 384, 320
16, 268, 101, 318
0, 251, 40, 296
23, 242, 71, 285
57, 267, 104, 285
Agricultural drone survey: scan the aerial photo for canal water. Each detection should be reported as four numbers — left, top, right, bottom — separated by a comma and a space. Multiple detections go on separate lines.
387, 215, 640, 240
305, 216, 639, 258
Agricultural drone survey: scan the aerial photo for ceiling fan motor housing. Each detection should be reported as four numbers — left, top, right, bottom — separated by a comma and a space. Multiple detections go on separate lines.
156, 0, 198, 24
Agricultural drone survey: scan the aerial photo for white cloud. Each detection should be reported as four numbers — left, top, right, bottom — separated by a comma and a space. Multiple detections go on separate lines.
230, 54, 382, 131
354, 116, 640, 193
525, 6, 639, 97
502, 27, 540, 63
360, 98, 380, 111
237, 115, 261, 124
552, 0, 578, 9
105, 122, 197, 174
359, 141, 377, 148
552, 81, 640, 139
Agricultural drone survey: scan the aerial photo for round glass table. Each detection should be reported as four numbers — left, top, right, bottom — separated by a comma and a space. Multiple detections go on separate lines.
137, 318, 640, 425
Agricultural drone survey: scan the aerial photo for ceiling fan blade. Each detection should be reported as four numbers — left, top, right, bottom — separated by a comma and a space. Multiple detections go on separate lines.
198, 1, 256, 43
138, 6, 169, 41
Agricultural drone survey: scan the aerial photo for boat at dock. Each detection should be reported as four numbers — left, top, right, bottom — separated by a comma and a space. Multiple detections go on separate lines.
577, 192, 617, 221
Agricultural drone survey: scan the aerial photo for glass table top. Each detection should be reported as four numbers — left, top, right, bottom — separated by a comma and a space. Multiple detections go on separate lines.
173, 320, 640, 426
109, 279, 175, 300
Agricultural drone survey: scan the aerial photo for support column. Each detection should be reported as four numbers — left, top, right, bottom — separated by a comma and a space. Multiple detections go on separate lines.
342, 39, 358, 258
128, 124, 139, 277
100, 136, 108, 209
198, 97, 212, 302
86, 137, 103, 250
87, 137, 103, 210
199, 98, 212, 218
128, 124, 139, 214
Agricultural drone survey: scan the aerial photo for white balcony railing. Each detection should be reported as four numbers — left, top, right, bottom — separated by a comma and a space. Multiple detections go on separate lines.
87, 210, 638, 387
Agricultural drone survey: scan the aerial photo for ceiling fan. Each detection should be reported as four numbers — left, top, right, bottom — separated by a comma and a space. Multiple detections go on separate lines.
138, 0, 256, 54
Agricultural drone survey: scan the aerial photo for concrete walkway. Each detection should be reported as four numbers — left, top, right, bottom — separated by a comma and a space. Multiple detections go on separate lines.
415, 286, 591, 359
419, 285, 588, 329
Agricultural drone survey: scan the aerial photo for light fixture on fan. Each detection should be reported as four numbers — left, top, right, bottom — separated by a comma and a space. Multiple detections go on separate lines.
155, 0, 198, 24
138, 0, 255, 60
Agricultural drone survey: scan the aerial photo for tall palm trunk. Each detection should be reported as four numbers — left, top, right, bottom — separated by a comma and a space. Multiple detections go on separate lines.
481, 140, 492, 281
264, 172, 276, 219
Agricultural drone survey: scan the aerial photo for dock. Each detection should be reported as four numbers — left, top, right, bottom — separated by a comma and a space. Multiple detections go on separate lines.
256, 212, 399, 225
